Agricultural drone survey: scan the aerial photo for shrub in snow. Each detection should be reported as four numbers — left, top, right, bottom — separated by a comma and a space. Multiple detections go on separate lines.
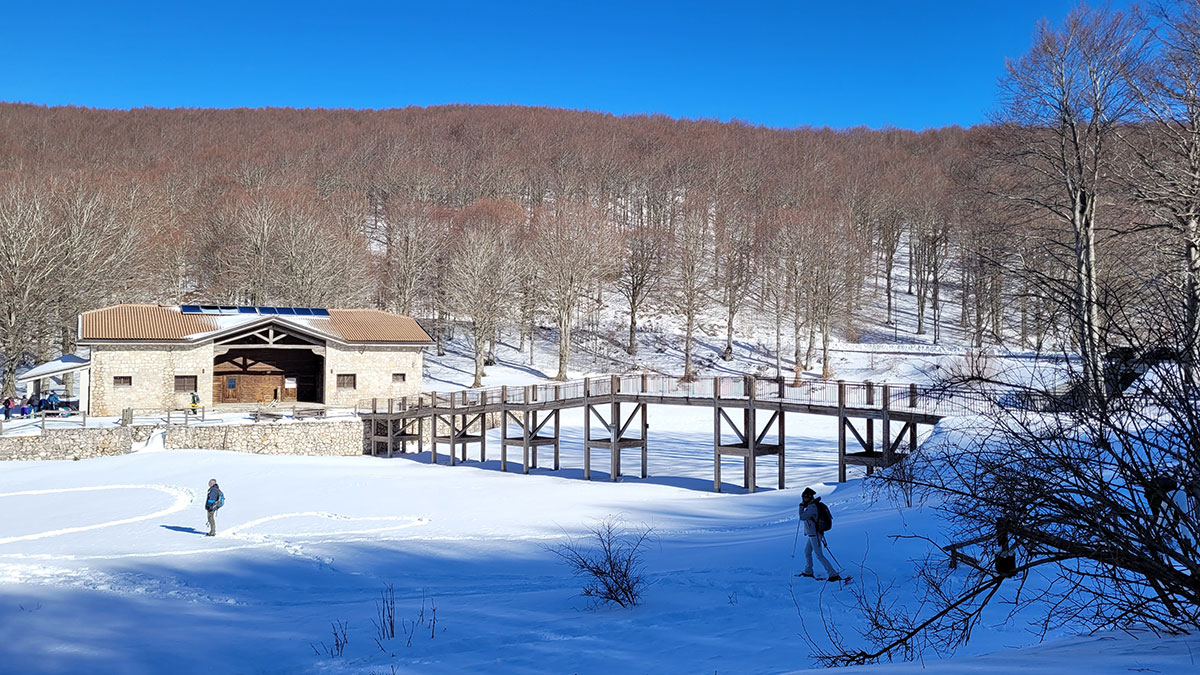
552, 517, 652, 609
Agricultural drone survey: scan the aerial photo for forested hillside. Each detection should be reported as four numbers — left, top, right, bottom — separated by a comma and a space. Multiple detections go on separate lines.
0, 0, 1194, 395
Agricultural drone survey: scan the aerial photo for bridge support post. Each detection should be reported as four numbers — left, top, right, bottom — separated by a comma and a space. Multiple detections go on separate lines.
501, 409, 509, 472
522, 407, 531, 475
640, 402, 648, 479
837, 380, 847, 483
778, 407, 786, 490
909, 384, 918, 453
554, 409, 562, 470
611, 375, 620, 481
745, 376, 757, 493
864, 382, 875, 476
583, 378, 592, 480
713, 376, 722, 492
882, 384, 892, 467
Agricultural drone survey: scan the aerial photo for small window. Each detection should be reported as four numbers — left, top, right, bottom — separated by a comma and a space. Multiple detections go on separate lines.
392, 373, 406, 383
337, 374, 357, 390
174, 376, 197, 393
113, 376, 132, 387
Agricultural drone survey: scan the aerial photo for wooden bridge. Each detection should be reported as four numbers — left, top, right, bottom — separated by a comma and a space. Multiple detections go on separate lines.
359, 375, 980, 492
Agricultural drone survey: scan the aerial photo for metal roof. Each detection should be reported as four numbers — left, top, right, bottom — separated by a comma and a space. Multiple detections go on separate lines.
78, 305, 432, 345
17, 354, 92, 384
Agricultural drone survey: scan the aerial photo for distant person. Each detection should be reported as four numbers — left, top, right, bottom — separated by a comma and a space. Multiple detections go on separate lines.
29, 393, 41, 413
205, 479, 224, 536
18, 396, 31, 417
189, 391, 200, 415
2, 397, 12, 421
797, 487, 840, 582
47, 391, 60, 411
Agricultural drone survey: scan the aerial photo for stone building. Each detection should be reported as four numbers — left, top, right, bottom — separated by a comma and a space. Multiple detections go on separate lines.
66, 304, 431, 415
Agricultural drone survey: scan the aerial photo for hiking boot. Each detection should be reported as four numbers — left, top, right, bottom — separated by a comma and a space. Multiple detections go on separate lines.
797, 572, 814, 578
826, 574, 841, 582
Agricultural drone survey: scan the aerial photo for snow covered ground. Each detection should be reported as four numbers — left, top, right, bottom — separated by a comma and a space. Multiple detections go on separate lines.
3, 398, 1197, 673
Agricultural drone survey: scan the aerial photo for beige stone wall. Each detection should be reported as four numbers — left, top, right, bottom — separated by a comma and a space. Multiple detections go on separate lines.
0, 420, 366, 460
0, 427, 133, 461
88, 343, 214, 416
323, 344, 424, 407
165, 419, 366, 456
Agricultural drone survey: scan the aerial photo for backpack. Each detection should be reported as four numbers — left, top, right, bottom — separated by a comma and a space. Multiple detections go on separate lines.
816, 501, 832, 533
217, 491, 225, 510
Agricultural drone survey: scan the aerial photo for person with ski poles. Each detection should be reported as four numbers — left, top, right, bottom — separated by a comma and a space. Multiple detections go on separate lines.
797, 487, 840, 581
204, 478, 223, 536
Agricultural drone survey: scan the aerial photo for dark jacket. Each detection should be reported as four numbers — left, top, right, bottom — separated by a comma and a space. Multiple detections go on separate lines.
206, 484, 222, 512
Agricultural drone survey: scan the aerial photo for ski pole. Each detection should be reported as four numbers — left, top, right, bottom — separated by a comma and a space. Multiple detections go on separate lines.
821, 533, 842, 568
791, 504, 802, 558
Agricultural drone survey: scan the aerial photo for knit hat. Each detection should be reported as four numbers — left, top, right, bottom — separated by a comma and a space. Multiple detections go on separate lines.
802, 487, 816, 499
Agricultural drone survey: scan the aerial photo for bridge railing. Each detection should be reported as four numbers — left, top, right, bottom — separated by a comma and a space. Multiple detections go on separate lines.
362, 375, 1012, 419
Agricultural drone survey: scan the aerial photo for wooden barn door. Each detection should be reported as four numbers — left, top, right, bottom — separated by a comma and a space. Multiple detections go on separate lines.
222, 375, 240, 403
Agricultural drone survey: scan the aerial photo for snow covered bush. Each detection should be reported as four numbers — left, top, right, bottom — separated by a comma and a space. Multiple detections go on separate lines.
552, 517, 652, 609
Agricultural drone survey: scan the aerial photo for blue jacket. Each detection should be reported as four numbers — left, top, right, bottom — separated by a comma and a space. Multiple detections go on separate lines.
206, 484, 221, 512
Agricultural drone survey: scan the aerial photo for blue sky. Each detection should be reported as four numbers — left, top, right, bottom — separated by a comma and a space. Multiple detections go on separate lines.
0, 1, 1101, 130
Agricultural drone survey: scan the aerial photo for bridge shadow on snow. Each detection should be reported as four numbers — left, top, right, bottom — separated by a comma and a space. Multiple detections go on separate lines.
379, 424, 843, 495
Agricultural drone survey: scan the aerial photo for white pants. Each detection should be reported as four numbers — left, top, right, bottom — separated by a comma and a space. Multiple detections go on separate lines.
804, 535, 837, 576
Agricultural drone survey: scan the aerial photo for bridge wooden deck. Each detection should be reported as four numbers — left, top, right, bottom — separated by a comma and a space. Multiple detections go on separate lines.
360, 375, 977, 492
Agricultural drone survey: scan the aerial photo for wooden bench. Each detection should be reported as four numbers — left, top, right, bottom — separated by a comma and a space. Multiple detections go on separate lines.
292, 407, 327, 420
252, 409, 288, 422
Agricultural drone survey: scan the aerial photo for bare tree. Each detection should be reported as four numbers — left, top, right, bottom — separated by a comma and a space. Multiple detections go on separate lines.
447, 200, 521, 387
1122, 0, 1200, 380
995, 5, 1149, 400
674, 199, 710, 381
616, 223, 667, 356
535, 204, 615, 380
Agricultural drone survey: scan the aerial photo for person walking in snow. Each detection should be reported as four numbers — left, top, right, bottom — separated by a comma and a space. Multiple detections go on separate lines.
189, 391, 200, 415
46, 391, 60, 412
2, 397, 12, 421
797, 487, 840, 581
204, 478, 223, 536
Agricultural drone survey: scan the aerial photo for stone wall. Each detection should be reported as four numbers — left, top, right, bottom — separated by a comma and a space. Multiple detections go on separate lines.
89, 343, 214, 415
163, 419, 366, 456
0, 427, 133, 462
0, 419, 368, 461
324, 344, 424, 407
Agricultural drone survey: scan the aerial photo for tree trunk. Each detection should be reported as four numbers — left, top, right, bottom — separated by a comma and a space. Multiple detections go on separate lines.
723, 303, 735, 361
472, 324, 486, 388
1185, 217, 1200, 383
627, 298, 638, 356
820, 322, 833, 380
683, 312, 696, 381
555, 314, 571, 381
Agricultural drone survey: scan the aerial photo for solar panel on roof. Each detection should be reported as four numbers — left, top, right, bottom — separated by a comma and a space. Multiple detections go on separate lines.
178, 305, 331, 317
